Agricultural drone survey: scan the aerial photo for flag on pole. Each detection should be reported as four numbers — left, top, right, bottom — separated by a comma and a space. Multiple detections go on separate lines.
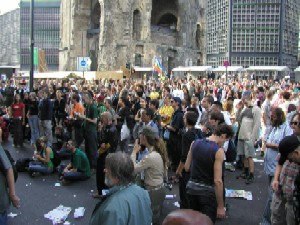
152, 56, 164, 75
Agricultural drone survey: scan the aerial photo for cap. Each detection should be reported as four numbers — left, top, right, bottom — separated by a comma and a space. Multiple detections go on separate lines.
172, 97, 182, 105
139, 125, 159, 139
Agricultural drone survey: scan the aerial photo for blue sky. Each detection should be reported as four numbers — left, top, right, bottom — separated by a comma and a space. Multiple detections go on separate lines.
0, 0, 19, 15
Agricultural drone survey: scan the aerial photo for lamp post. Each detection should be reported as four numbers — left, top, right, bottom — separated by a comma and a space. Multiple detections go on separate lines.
29, 0, 35, 91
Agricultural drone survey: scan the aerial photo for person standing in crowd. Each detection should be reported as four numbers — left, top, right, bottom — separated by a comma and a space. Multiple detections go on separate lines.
104, 98, 117, 124
70, 94, 85, 147
261, 107, 292, 225
149, 99, 162, 136
53, 90, 66, 126
90, 152, 152, 225
38, 90, 53, 146
28, 136, 54, 176
0, 145, 20, 225
189, 96, 202, 125
271, 112, 300, 225
59, 140, 91, 185
159, 94, 174, 126
27, 92, 40, 146
131, 126, 169, 225
162, 97, 184, 171
261, 91, 274, 157
199, 95, 214, 126
94, 112, 118, 198
184, 124, 233, 223
236, 96, 262, 184
10, 93, 25, 148
117, 97, 131, 153
79, 92, 98, 170
141, 108, 159, 134
176, 111, 200, 209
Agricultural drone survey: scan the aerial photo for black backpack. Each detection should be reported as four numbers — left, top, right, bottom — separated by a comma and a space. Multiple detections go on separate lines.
51, 150, 61, 170
225, 139, 237, 162
0, 149, 18, 182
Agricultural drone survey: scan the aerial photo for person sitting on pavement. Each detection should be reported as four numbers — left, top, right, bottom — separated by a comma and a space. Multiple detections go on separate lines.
89, 152, 152, 225
162, 209, 213, 225
59, 140, 91, 184
28, 136, 54, 176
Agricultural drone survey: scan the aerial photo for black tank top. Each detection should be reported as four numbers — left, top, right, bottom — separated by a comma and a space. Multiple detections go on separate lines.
190, 139, 219, 186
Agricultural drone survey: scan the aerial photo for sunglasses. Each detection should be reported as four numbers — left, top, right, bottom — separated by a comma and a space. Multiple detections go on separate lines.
290, 121, 300, 126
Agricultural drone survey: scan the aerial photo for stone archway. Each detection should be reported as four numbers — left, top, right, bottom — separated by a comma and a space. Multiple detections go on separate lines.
157, 13, 177, 26
91, 1, 101, 29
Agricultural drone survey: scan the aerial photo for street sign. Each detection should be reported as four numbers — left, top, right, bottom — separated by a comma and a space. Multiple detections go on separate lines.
77, 57, 91, 71
223, 60, 230, 68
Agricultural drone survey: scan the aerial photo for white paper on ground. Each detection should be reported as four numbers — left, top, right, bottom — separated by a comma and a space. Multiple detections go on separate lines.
165, 194, 176, 199
55, 183, 61, 187
8, 212, 18, 218
173, 202, 180, 208
74, 207, 85, 218
44, 205, 72, 224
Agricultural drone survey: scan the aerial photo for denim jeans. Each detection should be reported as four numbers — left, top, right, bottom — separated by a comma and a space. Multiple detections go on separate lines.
28, 115, 40, 144
59, 165, 89, 181
28, 161, 53, 174
0, 211, 8, 225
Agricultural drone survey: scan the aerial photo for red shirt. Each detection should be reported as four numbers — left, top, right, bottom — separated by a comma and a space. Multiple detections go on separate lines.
12, 103, 25, 118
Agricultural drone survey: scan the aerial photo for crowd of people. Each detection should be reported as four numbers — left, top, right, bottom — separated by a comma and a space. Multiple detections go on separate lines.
0, 74, 300, 225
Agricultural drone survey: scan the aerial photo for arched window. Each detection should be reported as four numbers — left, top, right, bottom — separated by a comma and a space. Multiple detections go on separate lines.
133, 10, 141, 40
91, 2, 101, 29
157, 13, 177, 26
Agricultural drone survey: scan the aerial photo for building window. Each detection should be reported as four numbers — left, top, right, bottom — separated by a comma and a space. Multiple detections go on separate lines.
133, 10, 141, 40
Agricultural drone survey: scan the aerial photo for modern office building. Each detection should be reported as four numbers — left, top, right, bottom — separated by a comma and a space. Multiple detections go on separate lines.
206, 0, 300, 69
0, 9, 20, 68
20, 0, 60, 71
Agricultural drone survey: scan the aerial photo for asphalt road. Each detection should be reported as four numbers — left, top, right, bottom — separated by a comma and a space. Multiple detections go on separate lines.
3, 139, 268, 225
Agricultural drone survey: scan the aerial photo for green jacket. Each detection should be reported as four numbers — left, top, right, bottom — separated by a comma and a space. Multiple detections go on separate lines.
90, 184, 152, 225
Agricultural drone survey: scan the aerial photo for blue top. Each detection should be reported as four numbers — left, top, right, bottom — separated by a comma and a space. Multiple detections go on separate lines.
264, 123, 293, 176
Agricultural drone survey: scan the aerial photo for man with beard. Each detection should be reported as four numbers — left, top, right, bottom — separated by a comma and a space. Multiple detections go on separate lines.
260, 107, 292, 225
90, 152, 152, 225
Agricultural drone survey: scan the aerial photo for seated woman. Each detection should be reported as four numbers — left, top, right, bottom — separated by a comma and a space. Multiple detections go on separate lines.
28, 136, 54, 176
131, 125, 169, 225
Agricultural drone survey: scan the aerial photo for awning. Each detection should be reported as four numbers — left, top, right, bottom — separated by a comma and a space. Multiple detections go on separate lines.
212, 66, 243, 72
172, 66, 212, 72
133, 67, 154, 72
294, 67, 300, 72
246, 66, 290, 72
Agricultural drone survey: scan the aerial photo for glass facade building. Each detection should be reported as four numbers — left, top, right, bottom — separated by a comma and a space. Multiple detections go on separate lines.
206, 0, 299, 69
20, 0, 60, 71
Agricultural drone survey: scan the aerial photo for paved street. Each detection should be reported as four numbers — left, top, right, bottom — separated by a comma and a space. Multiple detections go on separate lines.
3, 139, 268, 225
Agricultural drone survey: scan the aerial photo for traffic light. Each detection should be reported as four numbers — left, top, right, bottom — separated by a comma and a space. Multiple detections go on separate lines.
126, 63, 130, 69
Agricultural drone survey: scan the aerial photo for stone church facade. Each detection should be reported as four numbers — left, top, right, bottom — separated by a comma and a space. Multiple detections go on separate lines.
59, 0, 206, 74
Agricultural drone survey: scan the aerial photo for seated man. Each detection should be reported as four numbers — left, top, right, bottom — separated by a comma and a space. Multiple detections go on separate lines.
59, 140, 91, 184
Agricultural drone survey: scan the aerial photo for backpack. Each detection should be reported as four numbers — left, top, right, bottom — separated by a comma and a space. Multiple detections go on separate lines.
225, 139, 237, 162
51, 150, 62, 170
0, 149, 18, 182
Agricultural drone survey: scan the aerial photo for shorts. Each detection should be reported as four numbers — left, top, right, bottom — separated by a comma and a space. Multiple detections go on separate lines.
237, 139, 255, 158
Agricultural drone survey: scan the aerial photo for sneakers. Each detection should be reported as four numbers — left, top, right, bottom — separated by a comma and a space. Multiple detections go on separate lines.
245, 175, 254, 184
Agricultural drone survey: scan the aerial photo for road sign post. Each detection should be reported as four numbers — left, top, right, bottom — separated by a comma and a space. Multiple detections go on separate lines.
77, 57, 91, 79
223, 60, 230, 83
